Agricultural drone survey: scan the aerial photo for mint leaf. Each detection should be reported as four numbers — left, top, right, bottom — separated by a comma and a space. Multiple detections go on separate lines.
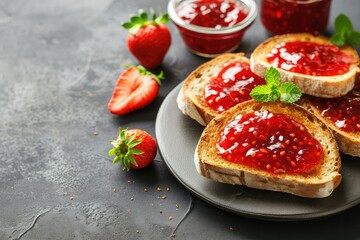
264, 66, 281, 86
279, 82, 302, 103
250, 67, 302, 104
330, 32, 346, 46
250, 85, 274, 102
335, 14, 353, 33
331, 14, 359, 47
347, 31, 360, 46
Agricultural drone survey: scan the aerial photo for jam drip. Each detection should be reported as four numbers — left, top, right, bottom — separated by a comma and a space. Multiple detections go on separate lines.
267, 41, 353, 76
177, 0, 248, 28
309, 81, 360, 133
217, 110, 323, 174
205, 62, 265, 113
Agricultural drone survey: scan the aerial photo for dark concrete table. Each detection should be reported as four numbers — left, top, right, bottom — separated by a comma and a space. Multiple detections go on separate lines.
1, 0, 360, 239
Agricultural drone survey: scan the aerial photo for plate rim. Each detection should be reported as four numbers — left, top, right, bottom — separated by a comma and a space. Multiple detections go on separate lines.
156, 82, 360, 221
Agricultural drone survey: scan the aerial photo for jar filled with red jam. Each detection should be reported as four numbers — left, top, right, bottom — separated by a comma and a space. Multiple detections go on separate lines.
168, 0, 257, 57
260, 0, 332, 35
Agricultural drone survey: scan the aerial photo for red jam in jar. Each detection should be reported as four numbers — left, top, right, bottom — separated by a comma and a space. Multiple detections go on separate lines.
177, 0, 248, 28
168, 0, 257, 57
267, 41, 354, 76
309, 81, 360, 133
217, 110, 323, 174
205, 62, 265, 113
261, 0, 332, 35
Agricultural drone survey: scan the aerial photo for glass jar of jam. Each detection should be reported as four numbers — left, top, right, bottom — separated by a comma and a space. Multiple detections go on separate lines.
168, 0, 257, 57
260, 0, 332, 35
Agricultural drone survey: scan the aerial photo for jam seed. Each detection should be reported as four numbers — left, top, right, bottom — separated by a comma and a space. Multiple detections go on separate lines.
260, 147, 269, 153
290, 161, 297, 167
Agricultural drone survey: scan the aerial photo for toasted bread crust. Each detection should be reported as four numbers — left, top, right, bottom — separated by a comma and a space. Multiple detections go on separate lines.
301, 96, 360, 157
250, 33, 360, 98
196, 100, 342, 198
177, 53, 251, 126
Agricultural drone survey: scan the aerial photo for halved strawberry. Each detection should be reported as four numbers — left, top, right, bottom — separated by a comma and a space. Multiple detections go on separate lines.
109, 128, 157, 171
108, 65, 164, 115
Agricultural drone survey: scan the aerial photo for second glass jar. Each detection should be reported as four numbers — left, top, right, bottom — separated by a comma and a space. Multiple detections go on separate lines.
260, 0, 332, 35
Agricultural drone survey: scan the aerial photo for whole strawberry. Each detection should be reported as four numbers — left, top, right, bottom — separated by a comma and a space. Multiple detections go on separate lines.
109, 128, 157, 171
122, 9, 171, 69
108, 65, 164, 115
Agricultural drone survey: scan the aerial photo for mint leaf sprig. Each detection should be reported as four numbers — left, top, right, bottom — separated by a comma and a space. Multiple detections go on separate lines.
330, 14, 360, 47
250, 67, 302, 104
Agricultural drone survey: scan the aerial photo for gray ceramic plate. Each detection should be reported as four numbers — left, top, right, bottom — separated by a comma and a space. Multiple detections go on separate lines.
155, 83, 360, 221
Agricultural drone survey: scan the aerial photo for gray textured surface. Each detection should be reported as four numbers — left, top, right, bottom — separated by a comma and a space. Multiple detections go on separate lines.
1, 0, 360, 239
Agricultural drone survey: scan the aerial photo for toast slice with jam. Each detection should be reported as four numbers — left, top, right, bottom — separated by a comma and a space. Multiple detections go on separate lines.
301, 80, 360, 157
250, 33, 360, 98
195, 100, 342, 198
177, 53, 265, 126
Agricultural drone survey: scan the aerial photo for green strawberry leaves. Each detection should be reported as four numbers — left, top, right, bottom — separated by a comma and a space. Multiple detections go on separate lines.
330, 14, 360, 47
250, 67, 302, 104
122, 8, 170, 35
109, 128, 143, 171
124, 65, 165, 85
135, 65, 164, 85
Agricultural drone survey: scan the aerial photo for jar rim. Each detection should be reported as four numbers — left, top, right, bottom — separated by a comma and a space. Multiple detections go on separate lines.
167, 0, 258, 35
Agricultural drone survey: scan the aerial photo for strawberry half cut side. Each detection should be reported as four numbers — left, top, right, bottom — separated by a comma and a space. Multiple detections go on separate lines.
108, 65, 164, 115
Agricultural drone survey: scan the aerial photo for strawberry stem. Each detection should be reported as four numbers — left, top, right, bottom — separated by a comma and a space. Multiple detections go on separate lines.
124, 65, 164, 85
109, 128, 143, 171
122, 8, 170, 35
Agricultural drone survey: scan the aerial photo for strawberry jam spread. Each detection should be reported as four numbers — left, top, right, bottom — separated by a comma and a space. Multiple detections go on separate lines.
267, 41, 353, 76
205, 62, 265, 113
309, 81, 360, 133
177, 0, 248, 28
217, 110, 323, 174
